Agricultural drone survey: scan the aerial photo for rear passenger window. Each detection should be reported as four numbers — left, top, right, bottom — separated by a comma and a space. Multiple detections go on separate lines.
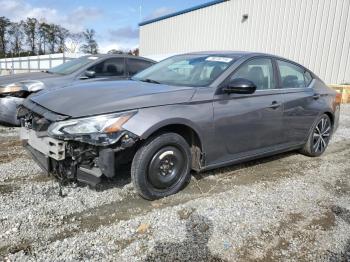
127, 59, 153, 76
304, 71, 313, 86
230, 58, 275, 90
277, 60, 306, 88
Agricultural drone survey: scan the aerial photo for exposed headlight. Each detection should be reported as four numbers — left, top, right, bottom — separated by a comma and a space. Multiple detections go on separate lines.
0, 81, 44, 95
0, 83, 23, 94
48, 112, 136, 146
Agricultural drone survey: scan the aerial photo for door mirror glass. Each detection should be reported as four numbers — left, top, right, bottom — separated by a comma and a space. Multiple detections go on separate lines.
223, 78, 257, 94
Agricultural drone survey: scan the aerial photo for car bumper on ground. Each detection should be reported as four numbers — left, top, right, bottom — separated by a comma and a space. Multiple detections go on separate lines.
0, 96, 23, 126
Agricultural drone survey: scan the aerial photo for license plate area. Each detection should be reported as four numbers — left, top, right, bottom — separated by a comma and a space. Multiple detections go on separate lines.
20, 127, 66, 160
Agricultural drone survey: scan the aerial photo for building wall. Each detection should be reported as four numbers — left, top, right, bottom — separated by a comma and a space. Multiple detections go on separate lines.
139, 0, 350, 84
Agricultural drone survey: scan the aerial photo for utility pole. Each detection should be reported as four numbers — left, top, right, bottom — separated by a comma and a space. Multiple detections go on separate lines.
139, 0, 143, 21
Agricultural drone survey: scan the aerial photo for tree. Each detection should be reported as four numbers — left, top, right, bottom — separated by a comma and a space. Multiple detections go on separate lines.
38, 22, 49, 54
8, 22, 24, 56
131, 48, 139, 56
80, 29, 98, 54
56, 26, 69, 53
46, 24, 59, 54
23, 18, 38, 55
65, 32, 83, 53
0, 16, 11, 57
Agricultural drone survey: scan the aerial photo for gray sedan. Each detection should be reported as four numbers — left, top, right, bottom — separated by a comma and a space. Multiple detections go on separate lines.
0, 54, 155, 125
18, 51, 340, 200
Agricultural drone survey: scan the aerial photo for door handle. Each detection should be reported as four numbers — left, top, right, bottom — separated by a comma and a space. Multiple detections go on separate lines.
268, 101, 282, 109
313, 93, 321, 100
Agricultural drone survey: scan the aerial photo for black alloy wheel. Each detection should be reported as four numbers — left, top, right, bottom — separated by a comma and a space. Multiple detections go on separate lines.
312, 116, 331, 154
300, 114, 332, 157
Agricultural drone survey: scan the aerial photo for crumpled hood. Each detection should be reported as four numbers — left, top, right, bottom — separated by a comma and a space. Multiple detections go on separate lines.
29, 80, 196, 118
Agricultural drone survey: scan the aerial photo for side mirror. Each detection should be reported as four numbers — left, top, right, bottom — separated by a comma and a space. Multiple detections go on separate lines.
80, 70, 96, 79
223, 78, 257, 94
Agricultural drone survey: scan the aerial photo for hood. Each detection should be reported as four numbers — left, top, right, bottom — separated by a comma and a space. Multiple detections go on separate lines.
0, 72, 69, 92
30, 80, 196, 118
0, 72, 59, 86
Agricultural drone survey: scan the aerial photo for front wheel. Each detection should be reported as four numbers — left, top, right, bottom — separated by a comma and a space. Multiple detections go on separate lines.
300, 114, 332, 157
131, 133, 192, 200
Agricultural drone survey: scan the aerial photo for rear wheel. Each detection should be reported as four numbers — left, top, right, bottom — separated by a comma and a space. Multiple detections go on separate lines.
131, 133, 191, 200
300, 114, 332, 157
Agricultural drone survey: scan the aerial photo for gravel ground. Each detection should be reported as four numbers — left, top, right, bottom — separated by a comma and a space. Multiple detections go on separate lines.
0, 106, 350, 261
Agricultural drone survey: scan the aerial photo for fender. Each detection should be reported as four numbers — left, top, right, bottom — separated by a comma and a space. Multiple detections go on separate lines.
122, 103, 214, 153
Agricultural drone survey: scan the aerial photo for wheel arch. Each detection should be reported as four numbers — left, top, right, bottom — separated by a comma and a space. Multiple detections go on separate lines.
323, 111, 334, 127
140, 119, 205, 171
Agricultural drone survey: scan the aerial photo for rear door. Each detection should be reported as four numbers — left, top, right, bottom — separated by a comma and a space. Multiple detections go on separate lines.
276, 59, 320, 144
213, 57, 284, 164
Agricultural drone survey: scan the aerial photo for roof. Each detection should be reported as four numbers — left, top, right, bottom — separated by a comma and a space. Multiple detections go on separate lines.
139, 0, 228, 26
82, 54, 156, 63
184, 51, 252, 57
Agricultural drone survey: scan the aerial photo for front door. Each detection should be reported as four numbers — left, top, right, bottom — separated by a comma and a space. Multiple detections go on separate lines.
212, 57, 284, 164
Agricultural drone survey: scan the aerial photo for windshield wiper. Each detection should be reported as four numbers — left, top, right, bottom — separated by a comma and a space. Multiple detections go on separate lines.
140, 78, 161, 84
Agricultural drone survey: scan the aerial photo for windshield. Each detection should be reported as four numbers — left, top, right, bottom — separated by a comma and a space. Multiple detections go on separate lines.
132, 54, 237, 87
47, 56, 99, 75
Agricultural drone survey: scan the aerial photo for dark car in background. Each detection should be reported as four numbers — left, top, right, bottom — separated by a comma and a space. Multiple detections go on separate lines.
18, 51, 340, 200
0, 54, 155, 125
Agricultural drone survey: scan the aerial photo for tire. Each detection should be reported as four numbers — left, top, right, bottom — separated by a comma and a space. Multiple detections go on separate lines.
300, 114, 332, 157
131, 133, 192, 200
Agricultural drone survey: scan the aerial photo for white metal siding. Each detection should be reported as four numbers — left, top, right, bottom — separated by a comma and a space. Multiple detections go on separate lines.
140, 0, 350, 84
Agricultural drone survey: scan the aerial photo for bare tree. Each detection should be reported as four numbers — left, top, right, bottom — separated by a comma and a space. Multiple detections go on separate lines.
23, 18, 38, 55
8, 22, 24, 56
80, 29, 98, 54
64, 32, 83, 53
38, 22, 49, 54
0, 16, 11, 57
0, 15, 100, 56
56, 26, 69, 53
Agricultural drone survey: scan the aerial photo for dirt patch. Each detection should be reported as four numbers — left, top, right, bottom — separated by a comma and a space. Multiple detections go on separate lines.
307, 210, 336, 231
0, 184, 18, 195
0, 138, 27, 163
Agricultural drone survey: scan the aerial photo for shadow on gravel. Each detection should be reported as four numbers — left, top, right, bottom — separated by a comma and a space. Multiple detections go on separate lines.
145, 213, 227, 262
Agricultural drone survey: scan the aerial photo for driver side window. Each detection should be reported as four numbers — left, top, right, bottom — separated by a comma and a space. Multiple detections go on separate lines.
88, 58, 125, 77
230, 58, 275, 90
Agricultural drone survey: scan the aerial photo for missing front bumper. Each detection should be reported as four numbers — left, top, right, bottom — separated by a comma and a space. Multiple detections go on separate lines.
20, 127, 66, 161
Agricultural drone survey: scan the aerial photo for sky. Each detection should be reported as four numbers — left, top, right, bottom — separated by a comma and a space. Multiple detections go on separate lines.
0, 0, 209, 53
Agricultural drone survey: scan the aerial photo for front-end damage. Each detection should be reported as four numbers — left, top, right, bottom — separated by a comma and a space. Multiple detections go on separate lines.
18, 102, 140, 187
0, 81, 45, 125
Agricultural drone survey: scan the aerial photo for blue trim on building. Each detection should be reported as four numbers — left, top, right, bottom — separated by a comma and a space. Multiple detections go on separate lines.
139, 0, 228, 26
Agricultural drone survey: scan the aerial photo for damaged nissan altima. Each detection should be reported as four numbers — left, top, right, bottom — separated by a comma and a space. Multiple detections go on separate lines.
18, 51, 340, 200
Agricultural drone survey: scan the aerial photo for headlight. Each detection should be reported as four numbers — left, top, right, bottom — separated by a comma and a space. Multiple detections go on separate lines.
48, 112, 136, 146
0, 81, 44, 95
0, 83, 23, 94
